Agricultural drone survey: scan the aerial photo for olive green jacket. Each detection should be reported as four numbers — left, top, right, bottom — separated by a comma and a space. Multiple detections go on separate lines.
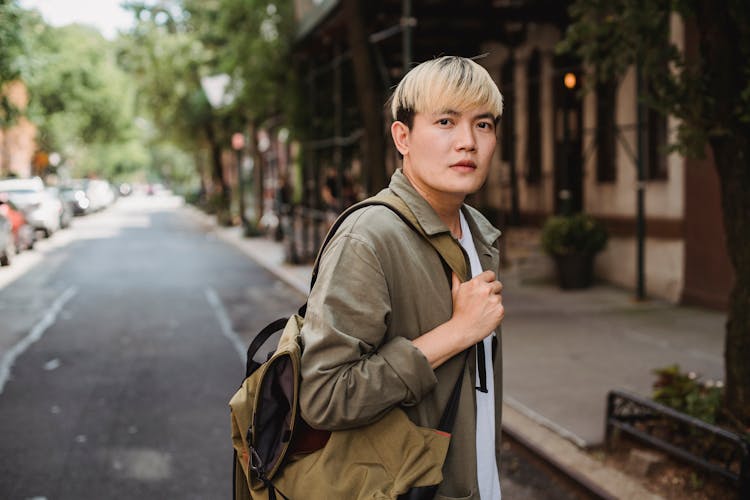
300, 169, 503, 500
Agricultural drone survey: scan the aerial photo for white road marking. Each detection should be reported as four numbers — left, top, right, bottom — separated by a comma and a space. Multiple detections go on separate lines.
0, 286, 78, 394
43, 358, 61, 371
109, 448, 173, 481
204, 287, 246, 363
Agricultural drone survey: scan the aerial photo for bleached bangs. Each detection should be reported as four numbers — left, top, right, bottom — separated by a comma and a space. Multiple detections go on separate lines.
390, 56, 504, 124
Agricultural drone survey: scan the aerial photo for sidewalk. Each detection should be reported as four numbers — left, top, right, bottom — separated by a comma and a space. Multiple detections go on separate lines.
189, 206, 726, 499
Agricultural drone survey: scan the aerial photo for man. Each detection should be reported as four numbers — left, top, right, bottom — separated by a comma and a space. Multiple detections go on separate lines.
300, 56, 505, 499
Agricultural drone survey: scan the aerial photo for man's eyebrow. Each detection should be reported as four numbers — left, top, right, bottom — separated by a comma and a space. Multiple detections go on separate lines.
473, 112, 495, 121
433, 109, 495, 120
434, 109, 460, 116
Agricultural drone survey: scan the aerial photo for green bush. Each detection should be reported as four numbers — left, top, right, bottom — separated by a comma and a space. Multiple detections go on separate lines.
652, 364, 723, 424
540, 213, 608, 256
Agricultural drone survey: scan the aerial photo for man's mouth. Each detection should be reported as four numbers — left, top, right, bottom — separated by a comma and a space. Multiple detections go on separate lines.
451, 160, 476, 170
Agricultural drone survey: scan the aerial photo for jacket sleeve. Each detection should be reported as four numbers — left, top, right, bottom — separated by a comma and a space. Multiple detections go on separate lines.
299, 232, 437, 430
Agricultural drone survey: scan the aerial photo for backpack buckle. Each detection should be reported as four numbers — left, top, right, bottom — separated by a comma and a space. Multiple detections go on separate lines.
249, 446, 265, 477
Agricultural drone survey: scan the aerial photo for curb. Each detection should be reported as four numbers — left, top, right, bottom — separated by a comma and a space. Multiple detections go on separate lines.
502, 404, 663, 499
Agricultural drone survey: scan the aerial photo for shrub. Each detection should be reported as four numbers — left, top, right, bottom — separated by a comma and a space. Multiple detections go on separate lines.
540, 213, 608, 256
652, 364, 723, 424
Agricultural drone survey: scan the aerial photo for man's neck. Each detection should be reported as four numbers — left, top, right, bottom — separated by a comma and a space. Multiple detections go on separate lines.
402, 169, 464, 239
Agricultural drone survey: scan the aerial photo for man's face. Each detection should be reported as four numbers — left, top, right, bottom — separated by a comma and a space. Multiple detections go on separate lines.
393, 106, 497, 204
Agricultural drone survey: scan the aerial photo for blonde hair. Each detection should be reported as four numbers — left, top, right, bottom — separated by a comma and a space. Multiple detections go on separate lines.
389, 56, 504, 127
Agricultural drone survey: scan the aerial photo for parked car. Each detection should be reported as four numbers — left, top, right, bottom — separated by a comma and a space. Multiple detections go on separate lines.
0, 177, 60, 237
60, 182, 91, 215
85, 179, 116, 211
0, 195, 35, 251
118, 182, 132, 197
0, 212, 13, 266
45, 187, 73, 229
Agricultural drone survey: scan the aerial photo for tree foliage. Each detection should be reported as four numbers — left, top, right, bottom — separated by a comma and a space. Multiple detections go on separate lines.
121, 0, 297, 139
118, 6, 214, 150
17, 11, 145, 180
559, 0, 750, 157
0, 0, 26, 127
197, 0, 297, 123
0, 0, 24, 83
119, 0, 297, 218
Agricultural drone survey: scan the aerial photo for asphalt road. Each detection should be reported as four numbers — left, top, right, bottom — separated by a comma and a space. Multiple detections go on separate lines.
0, 195, 303, 500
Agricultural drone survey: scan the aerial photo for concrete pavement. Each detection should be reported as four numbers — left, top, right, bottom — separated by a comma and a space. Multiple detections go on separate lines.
187, 204, 727, 499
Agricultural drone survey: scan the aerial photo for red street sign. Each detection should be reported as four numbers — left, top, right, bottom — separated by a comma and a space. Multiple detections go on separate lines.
231, 133, 245, 151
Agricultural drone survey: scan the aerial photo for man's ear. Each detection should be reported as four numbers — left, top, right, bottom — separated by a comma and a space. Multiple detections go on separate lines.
391, 121, 410, 156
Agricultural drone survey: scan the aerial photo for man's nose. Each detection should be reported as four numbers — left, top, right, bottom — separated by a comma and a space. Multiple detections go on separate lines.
455, 123, 477, 151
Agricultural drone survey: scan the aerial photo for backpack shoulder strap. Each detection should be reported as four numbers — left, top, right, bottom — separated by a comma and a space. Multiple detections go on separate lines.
368, 191, 468, 282
300, 191, 468, 317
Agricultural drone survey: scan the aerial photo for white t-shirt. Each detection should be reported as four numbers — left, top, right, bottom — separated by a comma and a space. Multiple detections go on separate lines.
458, 211, 502, 500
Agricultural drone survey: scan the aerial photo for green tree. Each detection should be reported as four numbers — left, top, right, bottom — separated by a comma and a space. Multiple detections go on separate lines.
0, 0, 24, 112
0, 0, 25, 176
561, 0, 750, 427
20, 14, 145, 179
190, 0, 297, 221
193, 0, 296, 122
0, 0, 23, 81
121, 0, 297, 223
121, 1, 239, 223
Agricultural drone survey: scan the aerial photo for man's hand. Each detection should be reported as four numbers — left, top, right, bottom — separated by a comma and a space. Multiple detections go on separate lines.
412, 271, 504, 369
449, 271, 504, 348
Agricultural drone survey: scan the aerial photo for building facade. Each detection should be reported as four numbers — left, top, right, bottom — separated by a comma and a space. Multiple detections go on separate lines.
476, 13, 732, 307
291, 1, 733, 309
0, 80, 36, 179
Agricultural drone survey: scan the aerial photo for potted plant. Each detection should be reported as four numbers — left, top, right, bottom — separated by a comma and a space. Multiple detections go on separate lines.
540, 213, 608, 289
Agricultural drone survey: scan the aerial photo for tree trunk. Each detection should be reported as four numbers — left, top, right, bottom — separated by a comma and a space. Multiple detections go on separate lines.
248, 119, 263, 228
711, 134, 750, 426
204, 122, 230, 225
697, 0, 750, 426
0, 124, 11, 177
343, 0, 387, 194
193, 150, 208, 204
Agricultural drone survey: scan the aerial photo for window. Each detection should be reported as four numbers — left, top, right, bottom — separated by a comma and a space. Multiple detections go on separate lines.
596, 80, 617, 182
501, 59, 514, 163
645, 106, 668, 180
525, 50, 541, 184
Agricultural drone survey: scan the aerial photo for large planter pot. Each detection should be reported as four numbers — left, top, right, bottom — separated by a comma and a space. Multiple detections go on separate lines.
554, 252, 594, 289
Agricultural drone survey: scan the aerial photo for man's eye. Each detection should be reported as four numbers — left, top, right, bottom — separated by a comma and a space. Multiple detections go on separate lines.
477, 121, 494, 130
437, 118, 451, 126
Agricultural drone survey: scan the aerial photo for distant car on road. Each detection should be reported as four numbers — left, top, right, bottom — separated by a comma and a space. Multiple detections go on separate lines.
0, 177, 60, 237
45, 187, 73, 229
82, 179, 116, 212
118, 183, 132, 197
60, 182, 91, 215
0, 212, 13, 266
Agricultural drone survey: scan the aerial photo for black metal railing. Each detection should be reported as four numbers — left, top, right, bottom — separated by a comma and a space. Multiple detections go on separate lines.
605, 389, 749, 499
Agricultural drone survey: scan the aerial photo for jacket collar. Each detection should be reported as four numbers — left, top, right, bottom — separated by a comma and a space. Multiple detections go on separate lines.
388, 169, 502, 247
461, 205, 502, 250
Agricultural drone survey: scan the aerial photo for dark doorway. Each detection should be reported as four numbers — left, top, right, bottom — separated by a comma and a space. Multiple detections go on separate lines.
553, 56, 583, 215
